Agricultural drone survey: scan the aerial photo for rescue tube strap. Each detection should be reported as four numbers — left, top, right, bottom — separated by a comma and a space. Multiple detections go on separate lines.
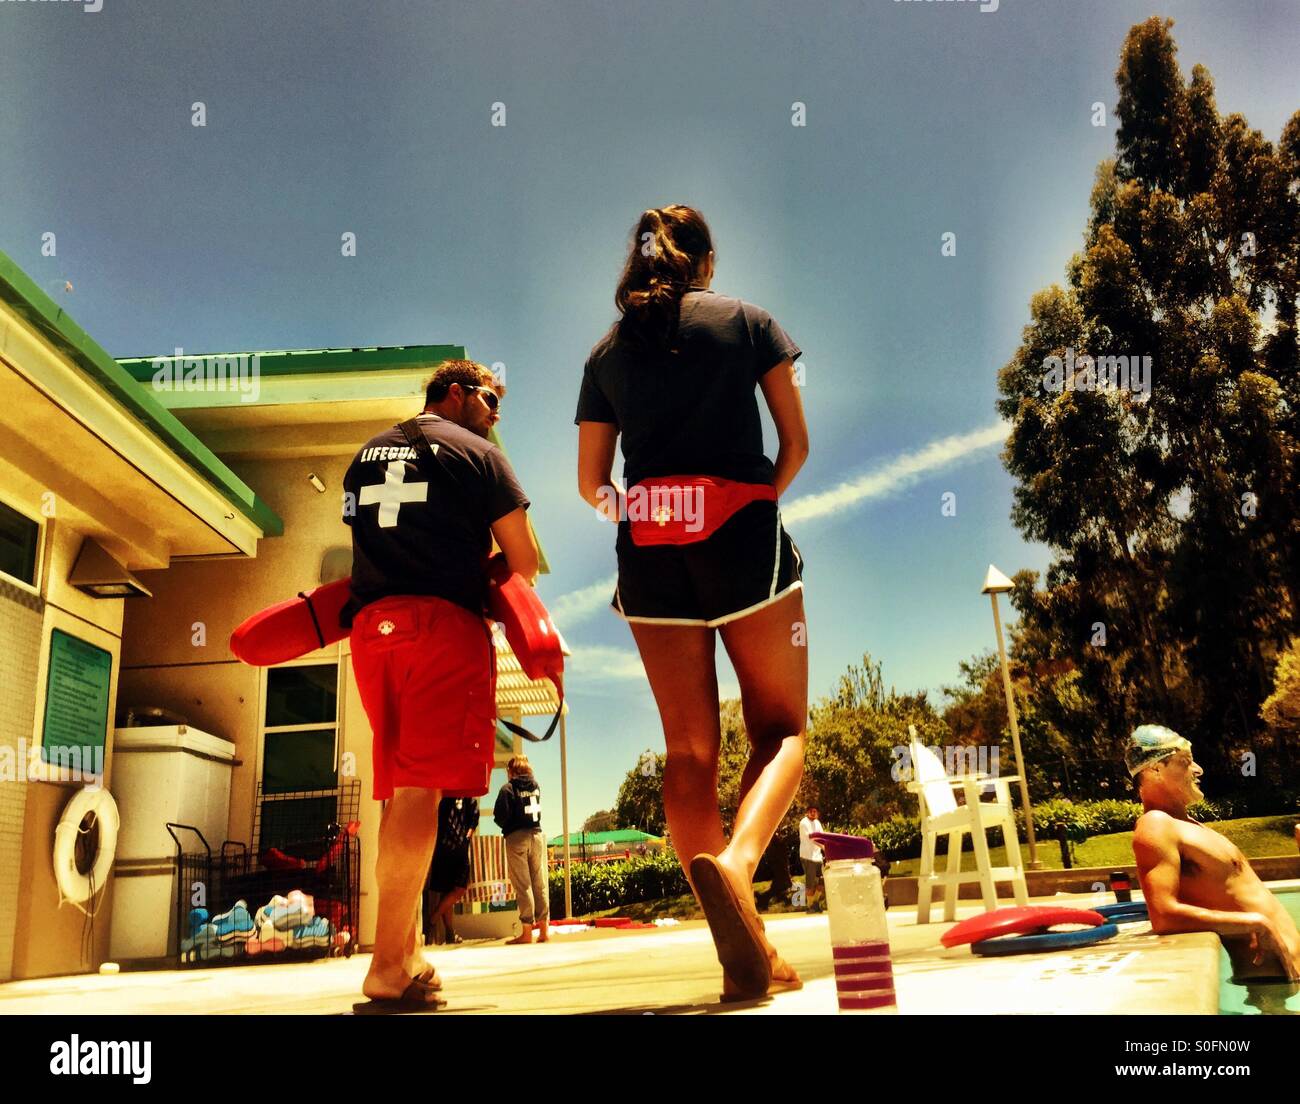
298, 591, 326, 650
498, 678, 564, 743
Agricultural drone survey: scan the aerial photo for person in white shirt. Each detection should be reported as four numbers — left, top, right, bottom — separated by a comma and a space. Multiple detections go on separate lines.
798, 806, 825, 909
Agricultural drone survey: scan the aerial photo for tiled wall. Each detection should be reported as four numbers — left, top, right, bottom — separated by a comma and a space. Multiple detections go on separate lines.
0, 579, 44, 982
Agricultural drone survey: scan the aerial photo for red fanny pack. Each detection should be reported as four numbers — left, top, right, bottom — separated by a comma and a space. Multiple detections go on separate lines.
628, 475, 776, 546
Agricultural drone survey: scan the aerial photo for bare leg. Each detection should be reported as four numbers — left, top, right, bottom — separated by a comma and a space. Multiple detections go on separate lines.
717, 589, 807, 884
363, 787, 441, 1000
717, 589, 808, 979
435, 887, 467, 941
627, 621, 725, 885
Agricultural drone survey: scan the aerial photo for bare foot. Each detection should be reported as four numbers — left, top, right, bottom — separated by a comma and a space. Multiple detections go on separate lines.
715, 850, 757, 911
505, 926, 533, 945
537, 921, 550, 943
405, 957, 440, 988
768, 949, 803, 988
715, 848, 800, 985
364, 964, 437, 1002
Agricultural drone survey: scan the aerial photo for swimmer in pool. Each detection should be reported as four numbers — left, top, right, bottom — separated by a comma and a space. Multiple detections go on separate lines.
1129, 725, 1300, 982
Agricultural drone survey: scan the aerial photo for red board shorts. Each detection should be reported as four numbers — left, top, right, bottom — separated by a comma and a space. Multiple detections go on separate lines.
351, 595, 497, 801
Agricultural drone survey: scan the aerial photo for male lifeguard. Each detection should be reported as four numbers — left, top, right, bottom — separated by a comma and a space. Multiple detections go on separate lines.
344, 359, 537, 1010
1129, 725, 1300, 981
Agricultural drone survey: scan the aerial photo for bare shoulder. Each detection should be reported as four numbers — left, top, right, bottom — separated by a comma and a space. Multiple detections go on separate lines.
1133, 809, 1180, 849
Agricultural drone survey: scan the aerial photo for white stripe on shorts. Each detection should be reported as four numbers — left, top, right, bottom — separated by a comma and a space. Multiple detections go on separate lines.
768, 510, 783, 598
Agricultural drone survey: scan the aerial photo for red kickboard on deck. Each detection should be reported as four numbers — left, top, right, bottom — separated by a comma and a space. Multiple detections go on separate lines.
593, 917, 632, 928
229, 577, 352, 666
941, 905, 1106, 948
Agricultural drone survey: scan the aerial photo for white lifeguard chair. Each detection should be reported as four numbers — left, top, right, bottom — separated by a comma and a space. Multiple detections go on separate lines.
906, 725, 1029, 923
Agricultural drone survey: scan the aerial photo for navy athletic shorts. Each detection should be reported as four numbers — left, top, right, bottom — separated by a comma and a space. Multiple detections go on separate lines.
611, 499, 804, 627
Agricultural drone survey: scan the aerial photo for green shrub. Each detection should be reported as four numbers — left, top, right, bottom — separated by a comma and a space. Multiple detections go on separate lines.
857, 788, 1300, 860
546, 788, 1300, 911
547, 850, 690, 917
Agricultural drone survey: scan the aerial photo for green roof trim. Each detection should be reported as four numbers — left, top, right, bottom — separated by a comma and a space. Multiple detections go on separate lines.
118, 344, 551, 574
0, 249, 284, 538
547, 830, 662, 846
115, 344, 466, 382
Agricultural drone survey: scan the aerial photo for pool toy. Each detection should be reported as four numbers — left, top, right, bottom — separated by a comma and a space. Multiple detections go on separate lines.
255, 891, 314, 932
180, 908, 211, 957
1091, 900, 1149, 924
211, 900, 255, 943
972, 922, 1119, 956
192, 923, 221, 961
287, 916, 332, 949
246, 918, 285, 956
941, 905, 1106, 948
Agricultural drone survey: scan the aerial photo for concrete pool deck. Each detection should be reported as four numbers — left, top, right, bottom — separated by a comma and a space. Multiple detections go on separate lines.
0, 889, 1224, 1015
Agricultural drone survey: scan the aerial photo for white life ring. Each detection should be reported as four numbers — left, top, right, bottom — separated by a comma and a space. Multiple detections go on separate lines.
53, 788, 119, 909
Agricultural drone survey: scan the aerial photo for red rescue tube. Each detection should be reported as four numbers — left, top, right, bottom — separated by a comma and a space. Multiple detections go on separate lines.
940, 905, 1106, 948
229, 577, 352, 666
229, 560, 564, 700
485, 554, 563, 687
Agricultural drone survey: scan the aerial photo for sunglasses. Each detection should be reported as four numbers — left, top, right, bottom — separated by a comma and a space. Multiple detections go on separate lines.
464, 384, 500, 411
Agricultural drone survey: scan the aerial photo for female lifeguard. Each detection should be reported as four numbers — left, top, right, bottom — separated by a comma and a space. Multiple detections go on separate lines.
575, 205, 811, 999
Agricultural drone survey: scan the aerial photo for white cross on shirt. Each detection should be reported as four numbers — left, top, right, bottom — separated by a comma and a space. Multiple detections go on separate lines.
359, 460, 428, 528
523, 794, 541, 823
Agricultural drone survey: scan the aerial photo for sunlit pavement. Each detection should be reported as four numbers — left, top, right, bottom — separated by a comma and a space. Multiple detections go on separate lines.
0, 895, 1218, 1016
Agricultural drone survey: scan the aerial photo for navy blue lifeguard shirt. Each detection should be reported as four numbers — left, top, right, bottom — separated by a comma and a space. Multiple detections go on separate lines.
341, 413, 529, 626
573, 288, 802, 488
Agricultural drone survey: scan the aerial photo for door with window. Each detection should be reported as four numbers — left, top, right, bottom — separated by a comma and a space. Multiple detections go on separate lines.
258, 663, 340, 854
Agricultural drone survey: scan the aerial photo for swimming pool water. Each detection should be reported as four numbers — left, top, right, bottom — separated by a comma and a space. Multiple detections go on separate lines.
1218, 889, 1300, 1015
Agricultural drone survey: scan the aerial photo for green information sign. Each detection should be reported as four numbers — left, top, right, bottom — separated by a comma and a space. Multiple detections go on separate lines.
41, 628, 113, 771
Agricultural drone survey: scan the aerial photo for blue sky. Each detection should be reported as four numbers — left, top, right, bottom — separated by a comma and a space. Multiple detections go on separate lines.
3, 0, 1297, 832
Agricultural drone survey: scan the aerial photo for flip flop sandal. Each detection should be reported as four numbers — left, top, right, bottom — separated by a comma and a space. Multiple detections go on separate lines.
352, 979, 447, 1015
766, 953, 804, 993
689, 854, 771, 998
720, 953, 804, 1002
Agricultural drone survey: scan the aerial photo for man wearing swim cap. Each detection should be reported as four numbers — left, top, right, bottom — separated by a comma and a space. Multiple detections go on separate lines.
1129, 724, 1300, 981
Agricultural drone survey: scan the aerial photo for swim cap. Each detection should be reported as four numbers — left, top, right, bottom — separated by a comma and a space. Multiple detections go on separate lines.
1125, 724, 1191, 777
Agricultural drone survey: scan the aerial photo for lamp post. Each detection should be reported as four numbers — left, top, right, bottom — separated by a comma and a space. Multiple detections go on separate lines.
981, 564, 1041, 870
560, 711, 572, 918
